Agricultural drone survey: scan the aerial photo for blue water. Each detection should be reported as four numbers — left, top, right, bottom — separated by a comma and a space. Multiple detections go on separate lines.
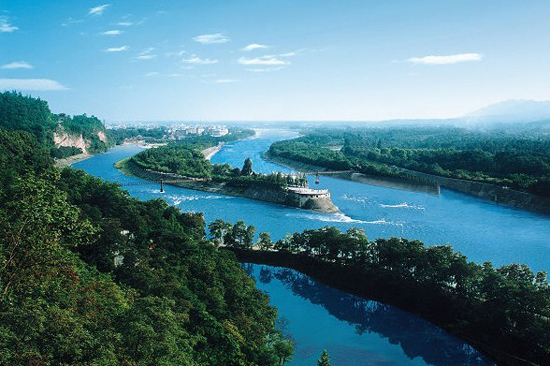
246, 264, 491, 366
73, 128, 550, 365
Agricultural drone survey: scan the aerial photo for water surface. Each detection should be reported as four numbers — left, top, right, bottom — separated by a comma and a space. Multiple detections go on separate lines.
74, 128, 550, 365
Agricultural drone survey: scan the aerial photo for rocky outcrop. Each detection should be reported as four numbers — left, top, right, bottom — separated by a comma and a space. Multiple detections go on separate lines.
97, 130, 108, 143
120, 159, 339, 213
54, 131, 88, 153
54, 128, 109, 154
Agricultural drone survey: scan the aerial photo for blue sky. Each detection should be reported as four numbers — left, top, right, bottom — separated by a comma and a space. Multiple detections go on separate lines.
1, 0, 550, 122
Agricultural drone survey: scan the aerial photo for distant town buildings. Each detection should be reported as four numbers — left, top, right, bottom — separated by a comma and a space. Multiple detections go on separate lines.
107, 122, 230, 140
168, 125, 228, 139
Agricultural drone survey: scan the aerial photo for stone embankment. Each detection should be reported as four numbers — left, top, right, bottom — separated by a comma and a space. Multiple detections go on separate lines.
265, 152, 550, 215
117, 158, 340, 213
263, 153, 440, 195
400, 168, 550, 214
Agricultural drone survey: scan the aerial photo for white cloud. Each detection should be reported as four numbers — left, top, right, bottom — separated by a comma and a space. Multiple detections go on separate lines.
1, 61, 33, 70
135, 47, 156, 60
89, 4, 110, 16
102, 30, 122, 35
0, 16, 18, 33
166, 50, 186, 58
193, 33, 229, 44
137, 55, 156, 60
279, 52, 296, 57
238, 55, 290, 66
105, 46, 129, 52
241, 44, 269, 52
408, 53, 483, 65
117, 21, 133, 26
183, 55, 218, 65
0, 78, 67, 91
215, 79, 240, 83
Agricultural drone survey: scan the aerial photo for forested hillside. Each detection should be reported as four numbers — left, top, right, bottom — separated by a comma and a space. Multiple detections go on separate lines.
0, 92, 110, 159
0, 97, 293, 365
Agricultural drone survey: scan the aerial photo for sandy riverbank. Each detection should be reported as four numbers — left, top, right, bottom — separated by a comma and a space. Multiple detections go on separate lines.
201, 143, 224, 160
54, 152, 92, 168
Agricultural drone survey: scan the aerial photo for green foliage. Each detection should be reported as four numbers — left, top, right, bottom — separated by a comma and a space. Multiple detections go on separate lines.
50, 146, 83, 159
107, 126, 168, 145
269, 127, 550, 196
132, 144, 213, 178
210, 221, 257, 249
317, 349, 331, 366
0, 92, 110, 157
0, 91, 55, 146
246, 226, 550, 364
132, 142, 306, 191
258, 232, 274, 251
269, 140, 352, 170
0, 128, 291, 365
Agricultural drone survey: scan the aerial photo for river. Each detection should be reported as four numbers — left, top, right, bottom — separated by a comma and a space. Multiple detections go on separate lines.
74, 128, 550, 365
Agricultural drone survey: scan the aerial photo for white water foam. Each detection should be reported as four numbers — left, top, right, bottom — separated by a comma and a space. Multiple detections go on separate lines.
166, 194, 232, 205
379, 202, 425, 210
285, 212, 403, 226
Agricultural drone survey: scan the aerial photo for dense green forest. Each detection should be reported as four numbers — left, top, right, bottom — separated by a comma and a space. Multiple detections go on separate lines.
130, 139, 307, 191
0, 102, 293, 364
216, 223, 550, 365
0, 91, 110, 157
268, 127, 550, 196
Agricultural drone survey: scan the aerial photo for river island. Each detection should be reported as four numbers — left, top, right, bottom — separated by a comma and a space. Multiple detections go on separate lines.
115, 134, 339, 213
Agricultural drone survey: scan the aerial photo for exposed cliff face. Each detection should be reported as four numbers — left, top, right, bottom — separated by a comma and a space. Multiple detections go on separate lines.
53, 129, 108, 154
54, 131, 88, 153
121, 159, 339, 213
97, 130, 108, 143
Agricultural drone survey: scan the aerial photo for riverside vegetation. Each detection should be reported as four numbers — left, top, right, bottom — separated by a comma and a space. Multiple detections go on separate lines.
268, 127, 550, 197
2, 93, 549, 365
212, 221, 550, 366
129, 139, 308, 191
0, 94, 294, 365
0, 91, 111, 159
120, 138, 340, 213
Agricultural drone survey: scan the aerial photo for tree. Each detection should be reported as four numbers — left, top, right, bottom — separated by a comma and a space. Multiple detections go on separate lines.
273, 339, 294, 365
317, 349, 331, 366
208, 219, 232, 246
258, 232, 273, 250
241, 157, 253, 175
245, 224, 257, 247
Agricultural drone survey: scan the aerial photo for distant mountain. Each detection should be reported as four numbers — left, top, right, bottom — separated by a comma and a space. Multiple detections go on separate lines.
466, 100, 550, 124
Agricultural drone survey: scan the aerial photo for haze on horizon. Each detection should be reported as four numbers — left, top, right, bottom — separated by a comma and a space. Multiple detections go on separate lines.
1, 0, 550, 122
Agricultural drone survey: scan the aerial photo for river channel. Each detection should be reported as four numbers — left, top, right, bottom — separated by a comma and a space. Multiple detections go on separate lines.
74, 128, 550, 365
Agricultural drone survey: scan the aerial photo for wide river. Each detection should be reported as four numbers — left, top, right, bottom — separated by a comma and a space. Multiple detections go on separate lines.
74, 129, 550, 365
